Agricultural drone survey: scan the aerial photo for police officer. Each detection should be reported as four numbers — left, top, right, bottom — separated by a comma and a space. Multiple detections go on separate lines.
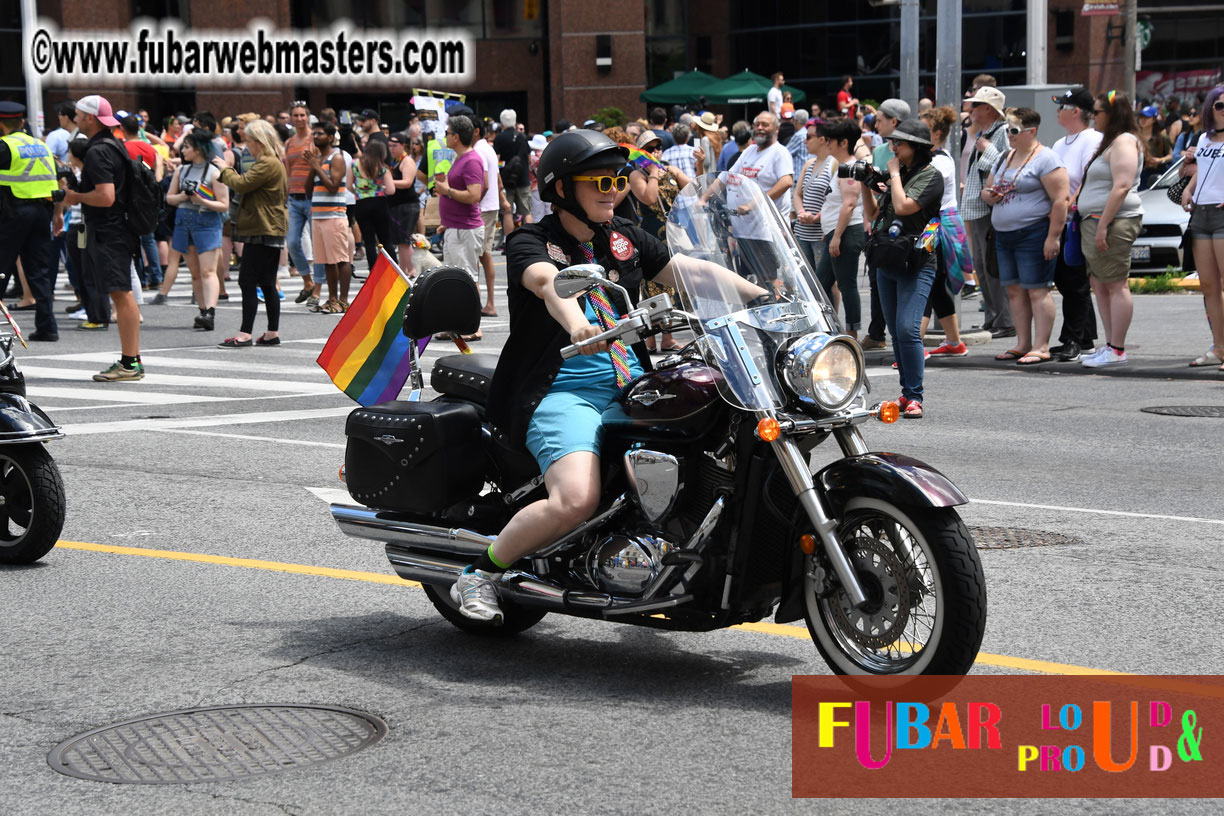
0, 102, 59, 340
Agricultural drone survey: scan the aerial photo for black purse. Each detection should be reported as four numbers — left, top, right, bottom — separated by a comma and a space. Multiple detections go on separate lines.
865, 229, 914, 270
1167, 132, 1201, 205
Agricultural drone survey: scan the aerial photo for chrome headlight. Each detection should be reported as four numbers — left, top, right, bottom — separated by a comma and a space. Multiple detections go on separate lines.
780, 333, 864, 412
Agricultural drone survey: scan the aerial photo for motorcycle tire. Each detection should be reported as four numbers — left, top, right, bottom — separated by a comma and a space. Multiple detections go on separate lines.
0, 444, 67, 566
803, 498, 986, 676
423, 583, 549, 637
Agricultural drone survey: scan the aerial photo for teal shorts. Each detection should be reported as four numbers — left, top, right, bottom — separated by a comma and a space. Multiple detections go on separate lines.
525, 380, 624, 475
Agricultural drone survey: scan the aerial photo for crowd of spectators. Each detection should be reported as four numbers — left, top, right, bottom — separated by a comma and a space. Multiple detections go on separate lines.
5, 69, 1222, 388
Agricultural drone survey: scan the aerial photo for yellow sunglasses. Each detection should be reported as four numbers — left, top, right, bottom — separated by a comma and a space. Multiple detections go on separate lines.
572, 175, 629, 193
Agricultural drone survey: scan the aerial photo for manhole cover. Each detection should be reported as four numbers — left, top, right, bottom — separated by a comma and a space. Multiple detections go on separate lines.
970, 526, 1084, 550
47, 704, 386, 784
1140, 406, 1224, 418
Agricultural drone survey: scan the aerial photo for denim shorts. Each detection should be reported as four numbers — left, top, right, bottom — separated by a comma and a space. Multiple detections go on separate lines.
995, 217, 1055, 290
171, 208, 223, 253
1190, 205, 1224, 239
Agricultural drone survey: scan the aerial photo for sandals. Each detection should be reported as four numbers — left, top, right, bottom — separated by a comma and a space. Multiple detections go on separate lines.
1017, 352, 1051, 366
994, 349, 1024, 361
480, 307, 498, 317
1190, 348, 1224, 367
312, 299, 343, 314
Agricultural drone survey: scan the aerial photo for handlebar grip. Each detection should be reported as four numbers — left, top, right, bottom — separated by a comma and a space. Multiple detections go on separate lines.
560, 323, 627, 360
560, 343, 582, 360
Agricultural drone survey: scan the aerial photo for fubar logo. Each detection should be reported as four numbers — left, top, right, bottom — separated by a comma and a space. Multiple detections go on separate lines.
792, 676, 1219, 798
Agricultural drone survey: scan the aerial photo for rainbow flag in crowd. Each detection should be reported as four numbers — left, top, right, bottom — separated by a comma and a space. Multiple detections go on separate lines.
619, 143, 664, 173
918, 218, 940, 253
317, 251, 424, 405
194, 181, 217, 202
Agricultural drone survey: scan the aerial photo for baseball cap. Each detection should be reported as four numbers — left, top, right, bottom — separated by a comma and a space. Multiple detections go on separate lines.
358, 108, 379, 121
1052, 86, 1095, 112
1139, 105, 1159, 118
76, 95, 119, 127
967, 86, 1006, 117
878, 98, 911, 121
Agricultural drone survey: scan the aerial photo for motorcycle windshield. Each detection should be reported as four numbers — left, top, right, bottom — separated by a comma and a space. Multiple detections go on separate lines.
664, 172, 839, 412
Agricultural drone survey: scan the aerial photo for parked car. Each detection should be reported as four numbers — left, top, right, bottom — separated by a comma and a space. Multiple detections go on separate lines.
1132, 157, 1189, 272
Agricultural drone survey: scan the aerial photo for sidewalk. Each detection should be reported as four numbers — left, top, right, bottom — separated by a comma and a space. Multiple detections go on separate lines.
861, 291, 1224, 382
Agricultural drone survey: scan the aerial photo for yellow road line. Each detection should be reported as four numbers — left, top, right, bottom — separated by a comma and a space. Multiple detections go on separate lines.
58, 540, 419, 588
57, 540, 1123, 676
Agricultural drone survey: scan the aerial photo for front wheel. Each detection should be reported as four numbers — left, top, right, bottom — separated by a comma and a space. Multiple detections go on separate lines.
422, 583, 549, 637
0, 445, 67, 566
803, 498, 986, 675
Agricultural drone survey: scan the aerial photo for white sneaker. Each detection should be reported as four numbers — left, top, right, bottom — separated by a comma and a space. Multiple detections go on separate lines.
450, 569, 504, 624
1083, 346, 1128, 368
1079, 346, 1109, 366
68, 308, 88, 320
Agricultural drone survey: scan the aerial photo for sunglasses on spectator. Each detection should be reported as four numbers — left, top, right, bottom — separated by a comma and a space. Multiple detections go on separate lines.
1215, 101, 1224, 112
571, 175, 629, 193
1006, 125, 1033, 135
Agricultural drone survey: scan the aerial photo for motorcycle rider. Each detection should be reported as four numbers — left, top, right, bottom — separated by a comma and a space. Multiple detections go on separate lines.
453, 130, 761, 623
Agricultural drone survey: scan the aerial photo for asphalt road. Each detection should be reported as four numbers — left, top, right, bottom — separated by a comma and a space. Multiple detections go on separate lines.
1, 261, 1221, 814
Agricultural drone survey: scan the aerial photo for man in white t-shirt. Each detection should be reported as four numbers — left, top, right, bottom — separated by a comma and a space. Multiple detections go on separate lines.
767, 73, 785, 118
727, 110, 794, 282
1048, 86, 1103, 362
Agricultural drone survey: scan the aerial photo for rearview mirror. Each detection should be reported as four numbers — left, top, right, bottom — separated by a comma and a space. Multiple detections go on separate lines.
553, 264, 607, 299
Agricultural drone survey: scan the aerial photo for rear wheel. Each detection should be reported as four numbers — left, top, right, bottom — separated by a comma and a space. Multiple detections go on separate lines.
423, 582, 549, 637
0, 445, 66, 566
803, 498, 986, 675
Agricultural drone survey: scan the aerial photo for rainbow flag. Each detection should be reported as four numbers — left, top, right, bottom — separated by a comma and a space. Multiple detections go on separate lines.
918, 218, 940, 253
619, 143, 664, 173
317, 250, 425, 405
195, 181, 217, 202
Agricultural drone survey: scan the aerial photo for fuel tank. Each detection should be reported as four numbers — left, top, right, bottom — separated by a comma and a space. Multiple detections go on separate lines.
600, 360, 726, 441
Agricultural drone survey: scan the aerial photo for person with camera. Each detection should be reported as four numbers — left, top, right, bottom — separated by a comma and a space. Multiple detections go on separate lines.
811, 119, 866, 340
860, 120, 944, 419
980, 107, 1068, 366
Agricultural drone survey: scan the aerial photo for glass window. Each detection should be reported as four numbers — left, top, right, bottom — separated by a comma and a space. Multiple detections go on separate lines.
131, 0, 190, 23
646, 38, 686, 89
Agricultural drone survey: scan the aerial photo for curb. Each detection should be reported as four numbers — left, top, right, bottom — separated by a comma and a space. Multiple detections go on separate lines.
1173, 278, 1200, 292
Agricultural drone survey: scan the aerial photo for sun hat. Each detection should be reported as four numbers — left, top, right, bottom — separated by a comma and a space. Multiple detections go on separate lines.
636, 130, 662, 150
967, 86, 1006, 117
886, 118, 934, 147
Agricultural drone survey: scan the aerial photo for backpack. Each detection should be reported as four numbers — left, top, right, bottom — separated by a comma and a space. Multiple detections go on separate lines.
91, 138, 165, 236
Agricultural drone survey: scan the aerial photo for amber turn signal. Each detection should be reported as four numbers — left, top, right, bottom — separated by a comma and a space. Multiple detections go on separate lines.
756, 417, 781, 441
338, 465, 346, 484
875, 401, 900, 424
800, 534, 817, 555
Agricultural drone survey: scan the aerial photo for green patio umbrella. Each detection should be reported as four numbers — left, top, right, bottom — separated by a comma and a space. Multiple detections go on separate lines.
704, 70, 807, 106
639, 69, 721, 105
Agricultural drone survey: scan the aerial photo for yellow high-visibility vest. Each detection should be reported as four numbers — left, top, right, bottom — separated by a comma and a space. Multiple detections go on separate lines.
0, 131, 57, 199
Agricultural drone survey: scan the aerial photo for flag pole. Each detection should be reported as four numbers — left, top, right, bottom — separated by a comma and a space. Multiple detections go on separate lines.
376, 246, 429, 396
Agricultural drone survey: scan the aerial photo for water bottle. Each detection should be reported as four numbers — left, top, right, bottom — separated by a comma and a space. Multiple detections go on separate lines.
887, 219, 903, 239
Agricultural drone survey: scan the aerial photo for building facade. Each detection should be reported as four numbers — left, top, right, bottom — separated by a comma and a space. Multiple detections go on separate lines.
4, 1, 1221, 134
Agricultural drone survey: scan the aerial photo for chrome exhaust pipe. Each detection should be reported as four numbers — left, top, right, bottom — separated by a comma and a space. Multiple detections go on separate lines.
331, 503, 492, 557
383, 542, 614, 612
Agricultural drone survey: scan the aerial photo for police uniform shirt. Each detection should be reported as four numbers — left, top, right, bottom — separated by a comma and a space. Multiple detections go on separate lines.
486, 213, 671, 445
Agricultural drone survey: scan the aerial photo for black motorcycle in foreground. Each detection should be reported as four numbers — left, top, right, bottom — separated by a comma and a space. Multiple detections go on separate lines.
329, 175, 986, 675
0, 307, 66, 565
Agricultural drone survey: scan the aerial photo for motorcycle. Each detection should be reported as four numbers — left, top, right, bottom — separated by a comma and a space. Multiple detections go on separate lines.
329, 174, 986, 676
0, 307, 67, 565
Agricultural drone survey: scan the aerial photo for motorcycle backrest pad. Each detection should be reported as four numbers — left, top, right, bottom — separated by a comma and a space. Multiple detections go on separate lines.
403, 266, 481, 340
344, 399, 484, 513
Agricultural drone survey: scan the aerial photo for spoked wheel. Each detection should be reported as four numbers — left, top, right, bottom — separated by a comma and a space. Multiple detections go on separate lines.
422, 582, 548, 637
0, 445, 66, 566
803, 498, 986, 675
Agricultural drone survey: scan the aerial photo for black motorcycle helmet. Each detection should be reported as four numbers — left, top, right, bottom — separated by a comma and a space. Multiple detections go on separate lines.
537, 130, 629, 226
